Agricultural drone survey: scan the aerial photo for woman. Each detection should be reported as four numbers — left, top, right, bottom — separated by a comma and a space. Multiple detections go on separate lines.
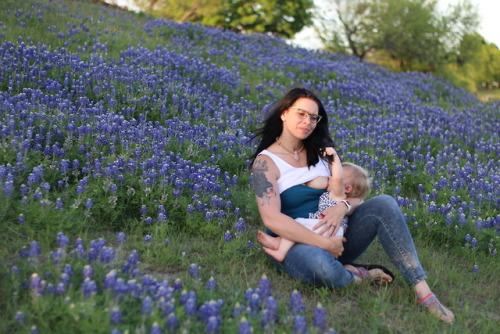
250, 87, 455, 323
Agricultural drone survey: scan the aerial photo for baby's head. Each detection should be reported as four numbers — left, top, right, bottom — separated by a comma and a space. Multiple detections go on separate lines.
342, 162, 371, 199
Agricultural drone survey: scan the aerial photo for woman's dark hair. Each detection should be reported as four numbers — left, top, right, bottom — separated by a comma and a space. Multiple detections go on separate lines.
249, 87, 334, 168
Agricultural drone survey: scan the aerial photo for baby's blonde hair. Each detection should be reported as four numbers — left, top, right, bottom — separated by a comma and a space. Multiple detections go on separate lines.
342, 162, 371, 199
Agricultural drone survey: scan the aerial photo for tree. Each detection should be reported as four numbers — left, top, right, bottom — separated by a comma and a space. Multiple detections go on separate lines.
133, 0, 314, 39
317, 0, 374, 61
317, 0, 479, 71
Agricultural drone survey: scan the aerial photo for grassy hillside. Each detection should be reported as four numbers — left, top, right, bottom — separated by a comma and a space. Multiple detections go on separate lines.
1, 0, 498, 333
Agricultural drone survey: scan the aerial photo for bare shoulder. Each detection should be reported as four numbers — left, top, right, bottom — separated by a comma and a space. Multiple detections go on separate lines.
251, 154, 279, 205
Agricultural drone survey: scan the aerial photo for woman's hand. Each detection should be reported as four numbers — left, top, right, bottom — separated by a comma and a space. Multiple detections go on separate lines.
323, 236, 345, 258
313, 203, 347, 237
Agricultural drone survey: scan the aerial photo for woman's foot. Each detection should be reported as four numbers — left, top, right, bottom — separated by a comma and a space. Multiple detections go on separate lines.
417, 293, 455, 324
257, 230, 280, 250
344, 264, 393, 284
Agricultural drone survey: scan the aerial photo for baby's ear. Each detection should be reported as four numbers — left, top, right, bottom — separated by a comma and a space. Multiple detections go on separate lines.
344, 185, 352, 193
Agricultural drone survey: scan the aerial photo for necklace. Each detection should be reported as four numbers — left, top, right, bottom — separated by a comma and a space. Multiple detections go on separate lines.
276, 137, 304, 161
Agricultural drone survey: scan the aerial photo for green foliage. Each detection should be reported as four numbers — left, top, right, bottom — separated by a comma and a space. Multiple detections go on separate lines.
146, 0, 314, 39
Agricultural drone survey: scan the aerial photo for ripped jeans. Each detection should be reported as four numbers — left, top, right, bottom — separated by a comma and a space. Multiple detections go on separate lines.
270, 195, 427, 288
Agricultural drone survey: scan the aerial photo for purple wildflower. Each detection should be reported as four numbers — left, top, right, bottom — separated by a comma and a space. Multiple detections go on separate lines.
110, 307, 122, 325
56, 232, 70, 248
30, 273, 43, 297
29, 241, 41, 259
150, 322, 162, 334
116, 232, 126, 244
313, 303, 327, 330
189, 263, 200, 278
289, 290, 305, 315
473, 265, 479, 272
82, 278, 97, 297
206, 277, 217, 290
224, 230, 233, 242
82, 265, 93, 279
239, 317, 252, 334
144, 235, 153, 242
141, 296, 153, 315
294, 315, 307, 334
15, 311, 25, 324
166, 313, 178, 331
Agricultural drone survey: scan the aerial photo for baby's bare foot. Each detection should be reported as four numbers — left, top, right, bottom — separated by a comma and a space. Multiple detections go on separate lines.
263, 247, 286, 262
257, 230, 280, 250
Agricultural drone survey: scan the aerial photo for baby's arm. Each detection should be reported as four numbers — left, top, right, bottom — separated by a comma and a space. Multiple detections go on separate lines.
324, 147, 345, 201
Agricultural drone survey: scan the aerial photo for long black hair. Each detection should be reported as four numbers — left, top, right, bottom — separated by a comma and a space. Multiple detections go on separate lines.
249, 87, 334, 168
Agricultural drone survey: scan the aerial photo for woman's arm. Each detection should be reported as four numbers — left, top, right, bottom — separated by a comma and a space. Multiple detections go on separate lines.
252, 155, 345, 257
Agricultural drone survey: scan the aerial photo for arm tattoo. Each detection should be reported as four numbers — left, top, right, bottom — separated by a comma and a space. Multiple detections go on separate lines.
251, 159, 276, 206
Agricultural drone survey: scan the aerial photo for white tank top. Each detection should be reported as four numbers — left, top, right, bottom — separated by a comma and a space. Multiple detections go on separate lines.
258, 150, 330, 194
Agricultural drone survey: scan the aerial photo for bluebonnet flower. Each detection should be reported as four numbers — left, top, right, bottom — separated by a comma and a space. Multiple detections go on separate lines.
224, 231, 233, 242
144, 235, 153, 242
289, 290, 305, 315
173, 278, 183, 291
116, 232, 126, 244
18, 214, 26, 224
233, 302, 243, 317
189, 263, 200, 278
14, 311, 25, 324
55, 198, 64, 211
150, 322, 162, 334
141, 296, 153, 315
166, 313, 178, 331
55, 282, 66, 295
110, 306, 122, 325
294, 315, 307, 334
29, 241, 41, 259
82, 265, 93, 279
184, 297, 197, 316
239, 317, 252, 334
234, 218, 246, 236
85, 198, 93, 210
206, 315, 221, 334
258, 274, 271, 298
473, 265, 479, 272
31, 326, 39, 334
164, 238, 170, 245
82, 278, 97, 297
313, 302, 327, 330
56, 232, 70, 248
206, 277, 217, 290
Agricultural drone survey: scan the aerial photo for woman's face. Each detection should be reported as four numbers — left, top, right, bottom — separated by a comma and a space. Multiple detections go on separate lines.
281, 98, 319, 140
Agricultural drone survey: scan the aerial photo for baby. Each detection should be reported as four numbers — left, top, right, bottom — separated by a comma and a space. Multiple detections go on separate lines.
258, 147, 371, 262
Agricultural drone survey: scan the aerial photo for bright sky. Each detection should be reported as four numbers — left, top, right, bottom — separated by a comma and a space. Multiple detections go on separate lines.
292, 0, 500, 49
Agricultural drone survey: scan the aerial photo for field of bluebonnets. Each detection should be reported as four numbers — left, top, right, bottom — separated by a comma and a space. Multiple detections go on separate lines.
1, 0, 499, 333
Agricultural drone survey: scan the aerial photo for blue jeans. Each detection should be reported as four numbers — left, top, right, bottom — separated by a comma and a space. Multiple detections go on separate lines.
270, 195, 427, 288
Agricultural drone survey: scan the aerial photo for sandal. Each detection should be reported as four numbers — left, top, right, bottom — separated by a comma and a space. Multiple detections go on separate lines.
346, 263, 395, 285
417, 293, 455, 324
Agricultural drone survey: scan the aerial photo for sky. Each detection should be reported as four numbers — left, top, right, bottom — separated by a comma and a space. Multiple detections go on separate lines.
292, 0, 500, 50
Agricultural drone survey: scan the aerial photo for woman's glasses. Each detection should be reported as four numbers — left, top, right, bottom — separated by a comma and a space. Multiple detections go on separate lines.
289, 107, 322, 123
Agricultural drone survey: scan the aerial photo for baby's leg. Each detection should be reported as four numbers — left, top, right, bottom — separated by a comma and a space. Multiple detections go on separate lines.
263, 238, 295, 262
257, 230, 281, 250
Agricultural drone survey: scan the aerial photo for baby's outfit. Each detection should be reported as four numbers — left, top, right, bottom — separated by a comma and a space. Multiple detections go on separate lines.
296, 192, 349, 237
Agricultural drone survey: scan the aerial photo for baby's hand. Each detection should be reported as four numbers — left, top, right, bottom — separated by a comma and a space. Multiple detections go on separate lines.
323, 147, 336, 157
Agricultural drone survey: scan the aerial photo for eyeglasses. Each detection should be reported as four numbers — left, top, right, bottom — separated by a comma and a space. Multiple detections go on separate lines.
289, 107, 322, 123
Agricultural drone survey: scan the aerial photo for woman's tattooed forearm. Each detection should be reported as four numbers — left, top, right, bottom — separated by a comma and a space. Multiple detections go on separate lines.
251, 159, 276, 205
